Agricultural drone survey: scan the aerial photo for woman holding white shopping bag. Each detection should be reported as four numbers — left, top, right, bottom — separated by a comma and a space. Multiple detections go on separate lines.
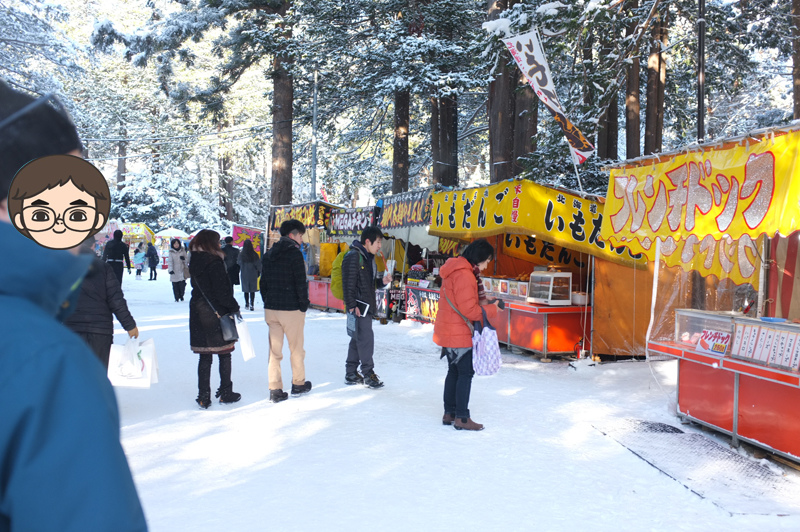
189, 229, 242, 408
433, 239, 501, 431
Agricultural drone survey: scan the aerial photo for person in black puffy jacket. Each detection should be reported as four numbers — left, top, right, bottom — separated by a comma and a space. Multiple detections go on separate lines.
189, 230, 242, 408
65, 239, 139, 368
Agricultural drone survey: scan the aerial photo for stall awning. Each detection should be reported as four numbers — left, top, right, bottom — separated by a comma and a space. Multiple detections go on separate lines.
377, 189, 439, 249
429, 180, 645, 267
600, 126, 800, 285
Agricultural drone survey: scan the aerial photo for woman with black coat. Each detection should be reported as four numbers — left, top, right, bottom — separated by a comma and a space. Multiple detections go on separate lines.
188, 230, 242, 408
238, 239, 261, 311
146, 242, 160, 280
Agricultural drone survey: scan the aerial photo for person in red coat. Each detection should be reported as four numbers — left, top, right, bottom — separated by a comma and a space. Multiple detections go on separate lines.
433, 239, 501, 431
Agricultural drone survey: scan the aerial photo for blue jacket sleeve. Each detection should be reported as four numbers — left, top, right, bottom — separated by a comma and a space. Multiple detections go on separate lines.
0, 337, 148, 531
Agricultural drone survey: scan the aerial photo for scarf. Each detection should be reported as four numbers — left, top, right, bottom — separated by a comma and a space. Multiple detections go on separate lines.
474, 264, 488, 305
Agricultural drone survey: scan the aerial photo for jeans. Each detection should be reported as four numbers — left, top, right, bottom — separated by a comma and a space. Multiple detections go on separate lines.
442, 347, 474, 419
346, 314, 374, 376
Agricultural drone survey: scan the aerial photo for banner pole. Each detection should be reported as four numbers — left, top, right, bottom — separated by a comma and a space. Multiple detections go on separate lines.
571, 154, 586, 196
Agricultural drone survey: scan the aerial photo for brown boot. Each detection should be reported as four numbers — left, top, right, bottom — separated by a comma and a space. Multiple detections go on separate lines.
442, 413, 455, 426
454, 417, 484, 431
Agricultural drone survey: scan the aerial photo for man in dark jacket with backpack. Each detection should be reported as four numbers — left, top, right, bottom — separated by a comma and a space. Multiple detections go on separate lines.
342, 225, 391, 388
260, 219, 311, 403
102, 229, 131, 285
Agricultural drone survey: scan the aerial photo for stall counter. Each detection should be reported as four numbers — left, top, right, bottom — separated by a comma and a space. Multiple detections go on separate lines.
308, 278, 345, 312
648, 340, 800, 462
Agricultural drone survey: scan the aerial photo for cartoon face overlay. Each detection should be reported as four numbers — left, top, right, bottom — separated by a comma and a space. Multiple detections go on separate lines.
7, 155, 110, 250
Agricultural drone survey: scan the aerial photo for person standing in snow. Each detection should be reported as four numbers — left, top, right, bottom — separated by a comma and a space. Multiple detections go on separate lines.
0, 79, 147, 531
133, 242, 145, 279
146, 241, 160, 280
189, 229, 242, 408
434, 239, 501, 431
238, 238, 261, 311
222, 236, 240, 289
341, 225, 391, 388
168, 238, 189, 302
102, 229, 131, 285
65, 238, 140, 368
260, 220, 311, 403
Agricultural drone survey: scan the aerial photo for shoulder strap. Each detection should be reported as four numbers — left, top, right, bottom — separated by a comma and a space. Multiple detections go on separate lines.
442, 286, 474, 334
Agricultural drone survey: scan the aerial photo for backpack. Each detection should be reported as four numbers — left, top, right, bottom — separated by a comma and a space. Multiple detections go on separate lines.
330, 250, 362, 301
330, 250, 348, 301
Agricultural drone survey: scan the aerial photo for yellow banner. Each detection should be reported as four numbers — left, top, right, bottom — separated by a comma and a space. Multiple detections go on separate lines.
602, 129, 800, 257
430, 180, 645, 266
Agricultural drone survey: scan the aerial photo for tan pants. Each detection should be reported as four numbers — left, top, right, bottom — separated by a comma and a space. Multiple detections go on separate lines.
264, 309, 306, 390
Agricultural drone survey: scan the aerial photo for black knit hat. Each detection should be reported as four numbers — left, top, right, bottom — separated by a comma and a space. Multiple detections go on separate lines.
0, 80, 83, 201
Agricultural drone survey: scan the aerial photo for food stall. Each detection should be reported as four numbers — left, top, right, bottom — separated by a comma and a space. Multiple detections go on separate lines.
268, 201, 340, 309
428, 179, 645, 358
601, 125, 800, 461
376, 189, 441, 322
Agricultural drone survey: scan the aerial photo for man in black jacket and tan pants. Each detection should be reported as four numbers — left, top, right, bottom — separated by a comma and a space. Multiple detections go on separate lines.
261, 219, 311, 403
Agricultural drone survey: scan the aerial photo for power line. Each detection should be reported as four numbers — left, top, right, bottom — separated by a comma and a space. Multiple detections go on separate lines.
85, 132, 270, 163
81, 123, 272, 143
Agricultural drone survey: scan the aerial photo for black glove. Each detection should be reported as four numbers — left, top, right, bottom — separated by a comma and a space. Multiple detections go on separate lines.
490, 298, 506, 310
235, 311, 243, 320
169, 271, 174, 274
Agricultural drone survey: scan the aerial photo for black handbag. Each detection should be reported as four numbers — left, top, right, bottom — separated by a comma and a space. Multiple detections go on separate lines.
197, 284, 239, 342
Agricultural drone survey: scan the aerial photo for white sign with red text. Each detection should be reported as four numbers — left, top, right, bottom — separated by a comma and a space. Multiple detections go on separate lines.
695, 329, 732, 356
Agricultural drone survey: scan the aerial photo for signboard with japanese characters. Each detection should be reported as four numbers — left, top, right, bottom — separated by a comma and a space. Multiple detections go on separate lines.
405, 287, 439, 324
232, 224, 264, 254
695, 329, 732, 356
329, 206, 378, 236
378, 189, 432, 229
270, 201, 335, 232
601, 129, 800, 284
429, 180, 645, 266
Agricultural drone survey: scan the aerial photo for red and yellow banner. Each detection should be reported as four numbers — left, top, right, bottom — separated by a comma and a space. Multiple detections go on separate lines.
429, 180, 644, 267
601, 129, 800, 283
232, 224, 263, 254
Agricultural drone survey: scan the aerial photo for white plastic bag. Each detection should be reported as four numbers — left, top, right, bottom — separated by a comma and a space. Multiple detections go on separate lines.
108, 337, 159, 388
238, 319, 256, 362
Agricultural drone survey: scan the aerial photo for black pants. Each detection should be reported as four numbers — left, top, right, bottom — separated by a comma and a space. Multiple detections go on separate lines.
172, 280, 186, 301
442, 347, 474, 419
77, 332, 113, 369
346, 314, 374, 376
149, 263, 158, 280
108, 262, 124, 286
198, 353, 233, 397
243, 292, 255, 307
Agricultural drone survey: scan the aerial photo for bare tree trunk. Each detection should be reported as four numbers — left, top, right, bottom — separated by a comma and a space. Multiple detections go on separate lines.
597, 39, 619, 160
512, 72, 537, 176
271, 2, 293, 206
644, 16, 665, 155
487, 0, 516, 183
116, 122, 127, 190
656, 12, 668, 150
439, 94, 459, 187
392, 89, 410, 194
219, 154, 234, 221
794, 0, 800, 119
625, 0, 641, 159
430, 97, 441, 184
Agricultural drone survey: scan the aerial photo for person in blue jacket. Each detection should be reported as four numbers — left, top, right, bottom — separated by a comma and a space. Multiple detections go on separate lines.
0, 80, 147, 531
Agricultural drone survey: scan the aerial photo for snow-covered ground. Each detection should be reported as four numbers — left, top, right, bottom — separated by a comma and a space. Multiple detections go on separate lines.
113, 273, 800, 531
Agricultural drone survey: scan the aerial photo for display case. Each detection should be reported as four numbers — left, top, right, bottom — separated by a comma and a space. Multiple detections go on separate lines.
674, 309, 738, 354
526, 272, 572, 306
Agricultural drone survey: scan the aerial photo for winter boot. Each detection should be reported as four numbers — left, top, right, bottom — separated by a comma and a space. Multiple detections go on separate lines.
291, 381, 312, 396
216, 385, 241, 404
454, 418, 484, 431
196, 392, 211, 409
344, 372, 364, 385
216, 353, 241, 403
442, 413, 456, 426
363, 371, 384, 389
197, 354, 212, 409
270, 389, 289, 403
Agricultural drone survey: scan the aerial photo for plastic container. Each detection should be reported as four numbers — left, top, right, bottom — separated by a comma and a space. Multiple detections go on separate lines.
571, 292, 589, 305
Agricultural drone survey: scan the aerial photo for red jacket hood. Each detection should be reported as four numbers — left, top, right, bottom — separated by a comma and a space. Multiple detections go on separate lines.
439, 256, 473, 280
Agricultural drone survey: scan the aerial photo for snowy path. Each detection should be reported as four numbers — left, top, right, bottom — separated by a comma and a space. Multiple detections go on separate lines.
113, 275, 800, 531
